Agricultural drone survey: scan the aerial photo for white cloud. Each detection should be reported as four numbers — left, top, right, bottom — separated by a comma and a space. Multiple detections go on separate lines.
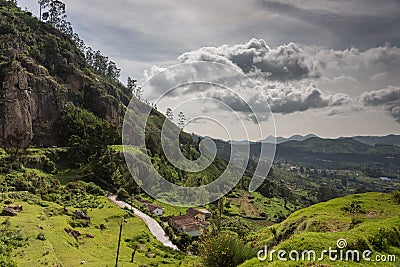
361, 86, 400, 122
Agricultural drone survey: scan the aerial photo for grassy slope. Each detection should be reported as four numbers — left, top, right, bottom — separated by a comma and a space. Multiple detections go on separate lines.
2, 196, 195, 267
240, 192, 400, 267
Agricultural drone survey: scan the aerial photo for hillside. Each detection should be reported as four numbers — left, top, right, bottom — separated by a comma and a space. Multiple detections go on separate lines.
0, 0, 236, 203
352, 135, 400, 147
0, 3, 233, 265
0, 0, 130, 148
274, 137, 400, 177
278, 137, 400, 155
0, 192, 194, 266
241, 192, 400, 266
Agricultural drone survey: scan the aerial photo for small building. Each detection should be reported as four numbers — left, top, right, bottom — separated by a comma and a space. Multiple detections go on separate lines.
380, 176, 392, 182
168, 215, 207, 237
198, 209, 211, 219
186, 208, 205, 221
148, 203, 164, 216
186, 208, 211, 220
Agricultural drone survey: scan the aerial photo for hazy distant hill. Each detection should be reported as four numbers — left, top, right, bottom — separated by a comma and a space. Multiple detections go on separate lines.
277, 137, 400, 155
351, 134, 400, 147
259, 134, 319, 144
230, 134, 318, 145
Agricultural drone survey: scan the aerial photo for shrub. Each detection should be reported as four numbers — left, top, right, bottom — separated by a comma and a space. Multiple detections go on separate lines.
175, 232, 192, 251
392, 190, 400, 204
342, 201, 365, 214
200, 232, 255, 267
369, 227, 400, 251
43, 158, 57, 174
36, 232, 46, 241
116, 188, 129, 201
349, 218, 363, 229
0, 255, 18, 267
85, 182, 104, 196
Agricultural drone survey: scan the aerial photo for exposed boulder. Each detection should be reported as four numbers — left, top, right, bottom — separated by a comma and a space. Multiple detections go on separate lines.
1, 206, 18, 216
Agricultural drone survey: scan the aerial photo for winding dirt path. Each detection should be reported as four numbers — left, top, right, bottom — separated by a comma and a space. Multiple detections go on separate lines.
107, 193, 178, 250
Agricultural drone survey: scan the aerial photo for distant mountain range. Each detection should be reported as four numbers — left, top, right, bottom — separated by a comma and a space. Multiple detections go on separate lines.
230, 134, 400, 146
229, 134, 318, 145
261, 134, 319, 144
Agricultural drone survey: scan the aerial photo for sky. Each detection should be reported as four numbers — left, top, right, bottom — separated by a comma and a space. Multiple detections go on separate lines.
19, 0, 400, 140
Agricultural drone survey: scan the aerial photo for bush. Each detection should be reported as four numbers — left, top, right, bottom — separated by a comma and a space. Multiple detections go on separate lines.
0, 255, 18, 267
341, 201, 365, 214
200, 232, 255, 267
36, 232, 46, 241
392, 190, 400, 204
349, 218, 363, 229
116, 188, 129, 202
43, 158, 57, 174
369, 227, 400, 251
175, 232, 192, 251
85, 182, 104, 196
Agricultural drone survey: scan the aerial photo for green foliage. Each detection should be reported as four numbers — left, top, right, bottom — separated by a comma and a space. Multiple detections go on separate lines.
58, 104, 120, 162
175, 232, 192, 251
43, 157, 57, 174
36, 232, 46, 241
116, 187, 129, 201
0, 218, 28, 259
200, 232, 255, 267
316, 184, 338, 202
369, 227, 400, 251
341, 201, 365, 214
392, 190, 400, 204
0, 255, 18, 267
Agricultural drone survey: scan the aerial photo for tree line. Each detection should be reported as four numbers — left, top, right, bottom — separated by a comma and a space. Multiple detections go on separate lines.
35, 0, 121, 81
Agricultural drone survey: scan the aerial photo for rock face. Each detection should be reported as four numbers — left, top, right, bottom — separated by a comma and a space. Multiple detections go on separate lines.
1, 59, 68, 148
0, 1, 130, 148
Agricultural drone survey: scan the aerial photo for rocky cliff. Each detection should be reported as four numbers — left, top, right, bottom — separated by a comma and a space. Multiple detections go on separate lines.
0, 1, 131, 148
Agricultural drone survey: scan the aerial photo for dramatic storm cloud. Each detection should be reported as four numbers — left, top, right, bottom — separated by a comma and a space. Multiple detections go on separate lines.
263, 83, 350, 114
179, 39, 320, 81
361, 86, 400, 123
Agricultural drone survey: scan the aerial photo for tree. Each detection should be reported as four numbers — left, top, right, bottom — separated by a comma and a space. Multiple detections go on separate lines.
39, 0, 74, 36
178, 112, 186, 129
38, 0, 50, 21
165, 108, 174, 122
106, 61, 121, 81
316, 185, 338, 202
127, 77, 137, 92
